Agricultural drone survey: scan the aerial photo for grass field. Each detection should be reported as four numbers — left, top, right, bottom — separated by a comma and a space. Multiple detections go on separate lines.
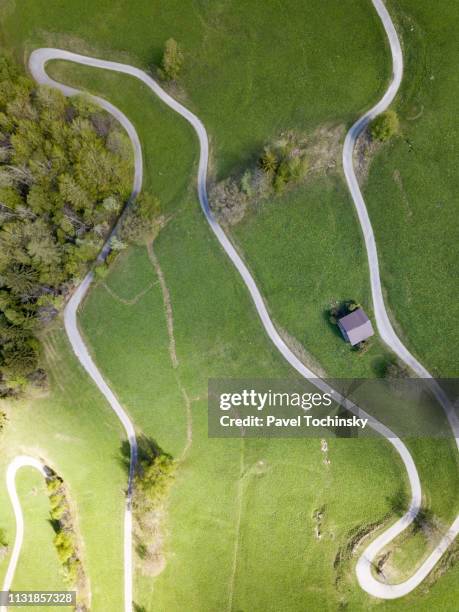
0, 0, 457, 610
0, 333, 126, 610
1, 0, 389, 179
361, 0, 459, 376
81, 218, 458, 611
3, 469, 66, 611
231, 175, 393, 379
80, 229, 409, 611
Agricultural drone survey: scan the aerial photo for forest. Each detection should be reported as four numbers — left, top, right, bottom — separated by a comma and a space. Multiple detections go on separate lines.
0, 54, 139, 397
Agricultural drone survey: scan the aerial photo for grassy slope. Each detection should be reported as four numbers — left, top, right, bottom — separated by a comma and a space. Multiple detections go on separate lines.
0, 0, 457, 610
231, 177, 392, 378
5, 469, 66, 612
81, 234, 406, 611
0, 332, 126, 610
67, 68, 457, 608
362, 0, 459, 376
2, 0, 395, 379
1, 0, 388, 176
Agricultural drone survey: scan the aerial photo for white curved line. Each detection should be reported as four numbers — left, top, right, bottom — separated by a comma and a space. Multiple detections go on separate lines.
343, 0, 459, 598
344, 1, 459, 445
28, 55, 141, 612
1, 456, 47, 612
27, 2, 457, 598
64, 274, 137, 612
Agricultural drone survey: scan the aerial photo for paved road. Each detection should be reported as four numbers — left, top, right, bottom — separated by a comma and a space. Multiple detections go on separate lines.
27, 54, 142, 612
25, 0, 458, 602
1, 457, 47, 612
344, 0, 459, 597
343, 0, 459, 447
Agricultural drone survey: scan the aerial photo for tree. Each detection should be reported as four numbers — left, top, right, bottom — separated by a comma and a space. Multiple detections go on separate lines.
2, 339, 39, 376
0, 53, 140, 397
370, 110, 399, 142
120, 192, 160, 244
384, 360, 410, 380
2, 263, 39, 297
102, 195, 121, 214
259, 147, 278, 173
53, 531, 75, 564
58, 173, 91, 211
35, 85, 67, 119
158, 38, 184, 81
134, 445, 176, 511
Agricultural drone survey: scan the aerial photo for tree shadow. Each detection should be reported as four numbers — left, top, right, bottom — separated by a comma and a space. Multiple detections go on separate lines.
386, 486, 411, 518
372, 355, 391, 378
119, 434, 172, 478
323, 298, 360, 340
322, 307, 343, 339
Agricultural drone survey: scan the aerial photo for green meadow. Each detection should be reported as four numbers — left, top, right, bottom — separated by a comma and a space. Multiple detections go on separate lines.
362, 0, 459, 376
0, 332, 126, 610
0, 0, 457, 610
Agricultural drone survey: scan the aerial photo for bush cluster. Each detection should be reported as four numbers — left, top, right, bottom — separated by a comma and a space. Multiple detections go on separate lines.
0, 528, 7, 562
370, 110, 399, 142
158, 38, 184, 81
210, 131, 309, 224
0, 54, 144, 397
258, 137, 309, 194
46, 473, 83, 588
134, 443, 176, 512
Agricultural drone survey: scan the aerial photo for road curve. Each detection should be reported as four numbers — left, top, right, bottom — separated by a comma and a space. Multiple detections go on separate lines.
343, 0, 459, 444
1, 456, 48, 612
27, 1, 457, 601
28, 56, 142, 612
344, 0, 459, 597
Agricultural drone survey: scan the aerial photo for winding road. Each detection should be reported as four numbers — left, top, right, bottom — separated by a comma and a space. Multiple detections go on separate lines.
2, 0, 455, 608
0, 457, 47, 612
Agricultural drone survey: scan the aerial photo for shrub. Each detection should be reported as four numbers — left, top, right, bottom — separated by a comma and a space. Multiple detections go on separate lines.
120, 192, 160, 244
384, 360, 410, 379
353, 339, 371, 355
63, 557, 80, 585
54, 531, 75, 564
94, 262, 109, 279
370, 110, 399, 142
259, 147, 278, 173
158, 38, 184, 81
